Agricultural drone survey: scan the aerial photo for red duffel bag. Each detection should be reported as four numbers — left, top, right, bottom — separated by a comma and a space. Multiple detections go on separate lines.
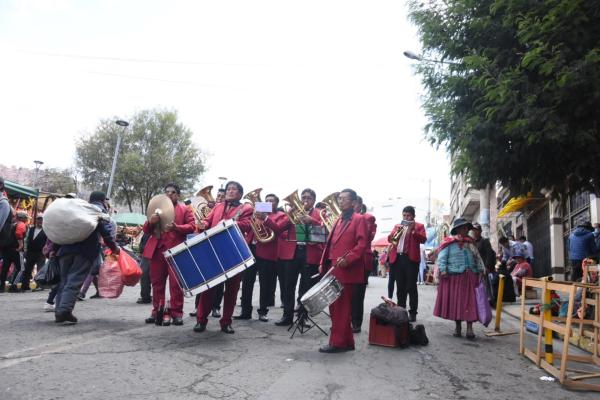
118, 249, 142, 286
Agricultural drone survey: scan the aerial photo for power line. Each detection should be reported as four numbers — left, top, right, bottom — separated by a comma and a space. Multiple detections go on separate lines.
18, 49, 263, 67
86, 70, 234, 87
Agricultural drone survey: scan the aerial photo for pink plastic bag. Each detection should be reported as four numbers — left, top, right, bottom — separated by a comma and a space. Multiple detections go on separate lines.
98, 255, 124, 298
475, 279, 492, 327
118, 250, 142, 286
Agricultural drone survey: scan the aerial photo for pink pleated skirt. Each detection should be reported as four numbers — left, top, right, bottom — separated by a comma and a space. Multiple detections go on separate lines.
433, 269, 479, 322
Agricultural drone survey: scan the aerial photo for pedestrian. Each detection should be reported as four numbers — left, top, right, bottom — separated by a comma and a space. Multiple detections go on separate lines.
136, 232, 152, 304
6, 210, 28, 292
568, 221, 597, 282
51, 191, 119, 324
417, 244, 427, 284
433, 218, 485, 340
0, 182, 13, 292
519, 235, 534, 266
21, 214, 47, 291
511, 250, 532, 297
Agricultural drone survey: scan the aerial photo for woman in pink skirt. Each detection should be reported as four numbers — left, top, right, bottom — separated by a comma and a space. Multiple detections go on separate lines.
433, 218, 484, 339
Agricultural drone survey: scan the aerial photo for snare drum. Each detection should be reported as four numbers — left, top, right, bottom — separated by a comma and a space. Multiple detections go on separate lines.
300, 271, 343, 316
164, 219, 255, 296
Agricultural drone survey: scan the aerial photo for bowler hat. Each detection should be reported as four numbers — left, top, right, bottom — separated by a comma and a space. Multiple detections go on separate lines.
450, 218, 473, 235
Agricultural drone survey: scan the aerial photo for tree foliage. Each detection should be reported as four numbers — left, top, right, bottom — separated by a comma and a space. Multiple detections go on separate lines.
408, 0, 600, 196
39, 168, 77, 194
76, 109, 206, 213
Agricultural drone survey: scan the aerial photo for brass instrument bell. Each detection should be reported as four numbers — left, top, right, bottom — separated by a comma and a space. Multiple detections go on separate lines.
318, 192, 342, 232
282, 189, 309, 225
243, 188, 275, 243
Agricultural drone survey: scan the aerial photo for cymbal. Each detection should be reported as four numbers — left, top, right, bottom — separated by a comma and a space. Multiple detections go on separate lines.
147, 194, 175, 236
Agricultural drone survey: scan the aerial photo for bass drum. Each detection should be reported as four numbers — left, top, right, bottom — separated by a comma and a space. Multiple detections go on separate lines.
300, 272, 343, 316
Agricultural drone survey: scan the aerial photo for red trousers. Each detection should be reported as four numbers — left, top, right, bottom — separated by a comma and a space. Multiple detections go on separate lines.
150, 254, 184, 318
329, 283, 356, 348
197, 274, 241, 327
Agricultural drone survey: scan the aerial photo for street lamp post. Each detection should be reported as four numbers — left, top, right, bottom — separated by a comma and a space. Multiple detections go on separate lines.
107, 120, 129, 200
403, 50, 461, 65
33, 160, 44, 189
218, 176, 227, 189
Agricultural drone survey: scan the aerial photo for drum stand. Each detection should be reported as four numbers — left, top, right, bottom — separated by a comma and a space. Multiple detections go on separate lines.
288, 308, 329, 339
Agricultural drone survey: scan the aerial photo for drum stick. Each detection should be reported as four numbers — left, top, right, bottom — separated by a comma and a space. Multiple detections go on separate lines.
312, 251, 351, 279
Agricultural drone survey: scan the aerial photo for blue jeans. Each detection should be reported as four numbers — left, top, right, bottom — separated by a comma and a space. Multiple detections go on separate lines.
55, 254, 92, 314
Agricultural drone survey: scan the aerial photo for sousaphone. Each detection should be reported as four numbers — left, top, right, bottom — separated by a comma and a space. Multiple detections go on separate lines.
146, 194, 175, 238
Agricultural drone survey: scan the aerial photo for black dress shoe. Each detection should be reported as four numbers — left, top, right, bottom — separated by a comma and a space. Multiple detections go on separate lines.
189, 311, 197, 317
258, 314, 269, 322
409, 314, 417, 323
275, 318, 292, 326
221, 325, 235, 334
319, 344, 347, 354
172, 317, 184, 326
55, 312, 78, 324
193, 323, 207, 332
136, 298, 152, 304
233, 314, 251, 320
211, 308, 221, 318
145, 316, 156, 324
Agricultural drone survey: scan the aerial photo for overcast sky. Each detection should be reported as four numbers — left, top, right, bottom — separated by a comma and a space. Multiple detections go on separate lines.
0, 0, 450, 211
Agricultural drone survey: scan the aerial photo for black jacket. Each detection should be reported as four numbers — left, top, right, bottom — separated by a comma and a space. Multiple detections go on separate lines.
26, 226, 47, 253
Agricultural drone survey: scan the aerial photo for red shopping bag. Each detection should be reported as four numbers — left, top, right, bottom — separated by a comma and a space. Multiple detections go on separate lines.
98, 254, 124, 298
118, 249, 142, 286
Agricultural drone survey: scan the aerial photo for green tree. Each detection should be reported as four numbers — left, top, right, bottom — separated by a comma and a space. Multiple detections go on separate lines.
39, 168, 78, 194
408, 0, 600, 197
76, 109, 206, 213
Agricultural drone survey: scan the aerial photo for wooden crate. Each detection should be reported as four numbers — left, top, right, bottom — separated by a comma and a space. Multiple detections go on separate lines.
520, 277, 600, 391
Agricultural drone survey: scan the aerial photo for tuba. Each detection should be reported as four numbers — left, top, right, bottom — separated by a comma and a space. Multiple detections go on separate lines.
191, 185, 215, 223
243, 188, 275, 243
318, 192, 341, 232
282, 189, 309, 225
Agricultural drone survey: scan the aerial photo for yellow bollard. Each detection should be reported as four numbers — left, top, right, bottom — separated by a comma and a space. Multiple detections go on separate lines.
543, 286, 554, 364
485, 273, 517, 337
494, 274, 505, 332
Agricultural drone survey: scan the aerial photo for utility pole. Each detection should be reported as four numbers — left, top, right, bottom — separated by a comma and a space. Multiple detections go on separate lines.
427, 178, 432, 226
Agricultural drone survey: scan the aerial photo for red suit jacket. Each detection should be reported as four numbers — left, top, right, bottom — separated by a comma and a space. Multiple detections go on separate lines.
265, 208, 324, 265
202, 201, 253, 233
142, 202, 196, 259
320, 212, 368, 284
363, 213, 377, 272
387, 221, 427, 264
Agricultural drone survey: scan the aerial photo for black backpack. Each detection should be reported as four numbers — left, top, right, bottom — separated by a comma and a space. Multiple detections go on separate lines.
409, 324, 429, 346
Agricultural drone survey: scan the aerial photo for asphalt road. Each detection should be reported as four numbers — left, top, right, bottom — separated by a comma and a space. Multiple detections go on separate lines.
0, 276, 597, 400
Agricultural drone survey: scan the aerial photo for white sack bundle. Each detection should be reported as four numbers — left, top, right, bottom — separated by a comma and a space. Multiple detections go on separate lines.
43, 198, 108, 245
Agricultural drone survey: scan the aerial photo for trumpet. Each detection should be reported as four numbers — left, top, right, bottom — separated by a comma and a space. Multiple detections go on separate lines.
282, 189, 309, 225
318, 192, 341, 232
387, 223, 407, 254
243, 188, 275, 243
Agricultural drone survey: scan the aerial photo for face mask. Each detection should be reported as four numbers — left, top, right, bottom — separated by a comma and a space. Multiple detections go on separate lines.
468, 231, 476, 239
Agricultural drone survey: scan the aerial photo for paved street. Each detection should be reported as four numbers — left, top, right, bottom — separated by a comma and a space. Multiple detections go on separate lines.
0, 277, 596, 400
